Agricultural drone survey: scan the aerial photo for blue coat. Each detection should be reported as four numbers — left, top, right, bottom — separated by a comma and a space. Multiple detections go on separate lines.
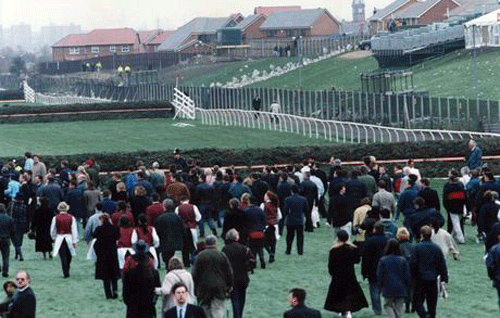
377, 255, 410, 298
283, 194, 308, 226
410, 239, 448, 282
466, 146, 482, 169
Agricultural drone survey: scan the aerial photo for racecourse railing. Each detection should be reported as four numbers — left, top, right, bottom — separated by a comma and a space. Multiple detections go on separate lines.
197, 108, 500, 143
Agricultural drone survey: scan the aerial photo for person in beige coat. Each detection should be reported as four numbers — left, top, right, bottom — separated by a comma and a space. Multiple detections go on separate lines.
156, 257, 196, 313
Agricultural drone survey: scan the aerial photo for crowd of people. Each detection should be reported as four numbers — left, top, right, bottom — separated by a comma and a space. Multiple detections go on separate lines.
0, 139, 498, 317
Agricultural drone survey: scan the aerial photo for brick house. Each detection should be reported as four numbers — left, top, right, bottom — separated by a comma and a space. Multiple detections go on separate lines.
259, 8, 340, 38
368, 0, 418, 33
236, 14, 267, 40
393, 0, 461, 26
157, 17, 237, 53
254, 6, 301, 17
52, 28, 141, 61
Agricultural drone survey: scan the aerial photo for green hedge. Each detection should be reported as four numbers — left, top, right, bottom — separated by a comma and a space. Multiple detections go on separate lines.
2, 138, 499, 178
0, 101, 174, 123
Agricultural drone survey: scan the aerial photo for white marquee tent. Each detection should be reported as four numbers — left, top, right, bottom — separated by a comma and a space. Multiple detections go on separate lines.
464, 9, 500, 49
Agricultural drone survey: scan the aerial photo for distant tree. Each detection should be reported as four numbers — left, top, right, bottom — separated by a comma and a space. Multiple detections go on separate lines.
38, 45, 52, 63
9, 56, 26, 76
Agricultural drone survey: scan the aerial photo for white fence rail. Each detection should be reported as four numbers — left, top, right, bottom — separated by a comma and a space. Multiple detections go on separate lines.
197, 108, 500, 143
24, 81, 112, 105
173, 88, 195, 120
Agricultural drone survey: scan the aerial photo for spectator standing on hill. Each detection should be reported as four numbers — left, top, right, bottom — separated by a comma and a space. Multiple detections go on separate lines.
324, 229, 368, 317
466, 139, 482, 170
192, 235, 233, 318
410, 226, 448, 318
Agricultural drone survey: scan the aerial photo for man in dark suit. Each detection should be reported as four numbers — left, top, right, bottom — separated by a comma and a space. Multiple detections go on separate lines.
283, 288, 321, 318
283, 185, 308, 255
9, 270, 36, 318
154, 199, 185, 266
164, 282, 206, 318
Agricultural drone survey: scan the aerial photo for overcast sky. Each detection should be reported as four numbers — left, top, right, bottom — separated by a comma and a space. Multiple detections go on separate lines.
0, 0, 394, 31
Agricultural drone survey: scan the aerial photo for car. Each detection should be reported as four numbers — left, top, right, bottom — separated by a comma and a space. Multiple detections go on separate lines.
358, 39, 371, 50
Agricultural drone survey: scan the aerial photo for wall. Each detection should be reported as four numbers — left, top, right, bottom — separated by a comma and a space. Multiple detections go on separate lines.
243, 16, 267, 39
311, 13, 340, 36
419, 0, 460, 25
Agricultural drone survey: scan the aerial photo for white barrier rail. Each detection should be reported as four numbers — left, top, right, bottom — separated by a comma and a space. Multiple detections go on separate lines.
197, 108, 500, 143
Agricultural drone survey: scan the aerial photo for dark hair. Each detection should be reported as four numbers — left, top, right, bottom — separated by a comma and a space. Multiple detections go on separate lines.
117, 201, 127, 211
377, 180, 386, 189
137, 214, 149, 234
337, 229, 349, 242
374, 221, 385, 234
420, 178, 430, 186
379, 208, 391, 219
291, 184, 298, 194
119, 215, 130, 228
289, 288, 306, 306
408, 174, 418, 185
171, 281, 188, 294
384, 238, 401, 255
102, 189, 111, 198
413, 196, 425, 208
152, 193, 160, 202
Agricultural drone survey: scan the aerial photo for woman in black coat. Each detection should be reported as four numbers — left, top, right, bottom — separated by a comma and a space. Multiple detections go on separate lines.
222, 198, 249, 245
324, 230, 368, 316
93, 214, 121, 299
31, 197, 53, 259
122, 240, 160, 318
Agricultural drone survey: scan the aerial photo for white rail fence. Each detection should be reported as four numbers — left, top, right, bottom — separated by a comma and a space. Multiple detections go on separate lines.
172, 87, 196, 120
24, 81, 111, 105
197, 108, 500, 143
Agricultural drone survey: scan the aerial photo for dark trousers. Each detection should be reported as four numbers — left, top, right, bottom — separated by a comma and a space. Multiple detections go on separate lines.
0, 239, 10, 275
286, 225, 304, 255
230, 284, 248, 318
103, 278, 118, 299
304, 208, 314, 232
248, 237, 265, 268
414, 279, 438, 318
318, 196, 327, 219
182, 229, 194, 267
161, 249, 176, 266
264, 226, 276, 261
59, 241, 72, 277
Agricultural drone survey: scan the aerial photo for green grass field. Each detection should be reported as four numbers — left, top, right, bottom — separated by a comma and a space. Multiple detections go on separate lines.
171, 49, 500, 100
0, 118, 333, 158
4, 179, 499, 317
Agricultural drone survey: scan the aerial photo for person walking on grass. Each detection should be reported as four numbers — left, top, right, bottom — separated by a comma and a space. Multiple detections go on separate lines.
377, 238, 411, 318
410, 226, 448, 318
50, 202, 78, 278
285, 288, 321, 318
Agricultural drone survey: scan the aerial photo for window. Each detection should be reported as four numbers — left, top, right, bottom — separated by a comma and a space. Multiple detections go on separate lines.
68, 47, 79, 54
121, 45, 129, 53
109, 45, 116, 53
91, 46, 99, 53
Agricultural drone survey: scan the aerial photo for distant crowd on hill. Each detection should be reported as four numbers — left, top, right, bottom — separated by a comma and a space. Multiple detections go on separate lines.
1, 138, 500, 317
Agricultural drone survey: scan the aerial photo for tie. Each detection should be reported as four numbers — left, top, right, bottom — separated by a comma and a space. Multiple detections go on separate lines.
178, 308, 183, 318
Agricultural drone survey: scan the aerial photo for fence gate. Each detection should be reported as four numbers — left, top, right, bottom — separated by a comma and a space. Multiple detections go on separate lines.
172, 87, 195, 120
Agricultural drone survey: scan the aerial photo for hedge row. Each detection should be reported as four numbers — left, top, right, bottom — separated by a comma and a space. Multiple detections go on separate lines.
2, 138, 499, 178
0, 101, 174, 123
